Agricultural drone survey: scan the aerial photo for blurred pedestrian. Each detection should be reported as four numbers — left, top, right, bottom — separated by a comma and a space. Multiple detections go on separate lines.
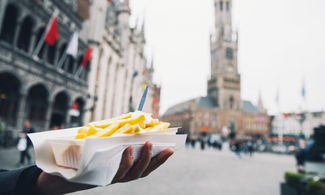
191, 136, 196, 148
247, 140, 254, 156
185, 135, 191, 148
234, 140, 241, 158
295, 138, 306, 173
200, 138, 206, 150
242, 141, 248, 155
16, 120, 34, 166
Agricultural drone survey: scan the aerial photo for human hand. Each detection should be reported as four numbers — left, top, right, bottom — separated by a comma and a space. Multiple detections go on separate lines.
36, 141, 174, 195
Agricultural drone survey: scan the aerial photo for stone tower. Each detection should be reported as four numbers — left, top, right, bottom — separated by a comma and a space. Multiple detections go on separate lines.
208, 0, 241, 110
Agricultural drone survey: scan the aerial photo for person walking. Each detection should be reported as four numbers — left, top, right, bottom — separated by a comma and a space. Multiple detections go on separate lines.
234, 140, 242, 158
17, 120, 34, 166
247, 140, 254, 156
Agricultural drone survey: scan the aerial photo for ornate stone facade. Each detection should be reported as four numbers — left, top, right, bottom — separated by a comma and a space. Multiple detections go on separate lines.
80, 0, 158, 123
0, 0, 90, 132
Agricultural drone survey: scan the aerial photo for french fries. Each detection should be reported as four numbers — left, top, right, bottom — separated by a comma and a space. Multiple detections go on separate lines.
75, 111, 170, 139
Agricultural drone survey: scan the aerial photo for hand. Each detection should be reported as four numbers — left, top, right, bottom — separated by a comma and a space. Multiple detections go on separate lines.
36, 141, 174, 195
112, 141, 174, 183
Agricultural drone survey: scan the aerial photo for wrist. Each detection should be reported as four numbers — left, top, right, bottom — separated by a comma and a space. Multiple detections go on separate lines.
36, 172, 94, 195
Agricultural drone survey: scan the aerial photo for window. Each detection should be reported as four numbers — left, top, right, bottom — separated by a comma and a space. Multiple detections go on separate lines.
219, 1, 223, 11
17, 16, 34, 52
226, 2, 230, 11
47, 44, 57, 65
67, 55, 75, 74
226, 47, 233, 60
0, 4, 18, 44
229, 96, 234, 109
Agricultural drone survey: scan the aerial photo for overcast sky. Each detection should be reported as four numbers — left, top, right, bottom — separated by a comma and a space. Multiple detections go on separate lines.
130, 0, 325, 115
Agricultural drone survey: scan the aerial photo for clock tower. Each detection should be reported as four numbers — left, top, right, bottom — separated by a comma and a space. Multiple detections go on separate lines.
208, 0, 241, 110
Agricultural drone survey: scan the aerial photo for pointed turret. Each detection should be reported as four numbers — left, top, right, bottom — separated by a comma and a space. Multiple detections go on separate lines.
257, 89, 265, 113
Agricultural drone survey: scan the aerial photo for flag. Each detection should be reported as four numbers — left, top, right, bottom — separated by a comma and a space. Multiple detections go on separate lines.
82, 47, 92, 67
301, 80, 306, 99
107, 0, 112, 4
44, 17, 59, 46
66, 32, 79, 59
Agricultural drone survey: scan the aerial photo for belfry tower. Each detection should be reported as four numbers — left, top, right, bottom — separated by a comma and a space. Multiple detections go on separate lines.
208, 0, 241, 110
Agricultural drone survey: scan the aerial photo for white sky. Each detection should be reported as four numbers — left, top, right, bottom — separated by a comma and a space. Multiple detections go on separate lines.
130, 0, 325, 115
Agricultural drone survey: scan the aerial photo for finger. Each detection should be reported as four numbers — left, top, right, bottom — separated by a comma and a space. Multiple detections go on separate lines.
142, 148, 174, 177
122, 141, 152, 181
112, 146, 134, 183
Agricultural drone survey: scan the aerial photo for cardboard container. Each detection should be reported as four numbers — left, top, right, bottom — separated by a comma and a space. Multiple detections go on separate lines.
28, 127, 186, 186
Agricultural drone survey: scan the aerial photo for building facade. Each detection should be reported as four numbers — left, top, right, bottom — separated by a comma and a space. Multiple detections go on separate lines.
80, 0, 158, 123
162, 0, 270, 138
271, 111, 325, 138
0, 0, 90, 132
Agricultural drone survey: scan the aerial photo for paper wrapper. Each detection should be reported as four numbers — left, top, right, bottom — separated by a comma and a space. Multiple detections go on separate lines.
28, 127, 186, 186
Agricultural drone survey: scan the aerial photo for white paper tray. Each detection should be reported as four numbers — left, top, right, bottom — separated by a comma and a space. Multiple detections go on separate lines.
28, 127, 186, 186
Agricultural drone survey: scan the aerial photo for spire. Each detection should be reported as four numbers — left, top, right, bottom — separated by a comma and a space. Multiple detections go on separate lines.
139, 17, 146, 43
150, 56, 154, 72
258, 89, 264, 112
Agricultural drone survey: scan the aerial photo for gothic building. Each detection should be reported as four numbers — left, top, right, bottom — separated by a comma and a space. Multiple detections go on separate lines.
80, 0, 159, 124
162, 0, 270, 137
0, 0, 90, 132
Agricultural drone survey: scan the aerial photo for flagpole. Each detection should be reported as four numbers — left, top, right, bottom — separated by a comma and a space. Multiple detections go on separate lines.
75, 66, 83, 77
32, 10, 59, 58
57, 52, 67, 69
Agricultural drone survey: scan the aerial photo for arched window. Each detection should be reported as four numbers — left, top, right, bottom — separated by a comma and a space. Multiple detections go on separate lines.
47, 43, 56, 65
0, 4, 18, 44
26, 84, 48, 122
17, 16, 34, 52
219, 1, 223, 11
34, 27, 46, 59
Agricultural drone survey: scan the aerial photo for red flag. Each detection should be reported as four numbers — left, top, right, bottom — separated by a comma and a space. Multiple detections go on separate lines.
82, 47, 92, 67
45, 17, 59, 46
108, 0, 112, 4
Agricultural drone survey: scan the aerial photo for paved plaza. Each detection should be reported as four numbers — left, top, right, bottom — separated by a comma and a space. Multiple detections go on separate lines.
0, 144, 296, 195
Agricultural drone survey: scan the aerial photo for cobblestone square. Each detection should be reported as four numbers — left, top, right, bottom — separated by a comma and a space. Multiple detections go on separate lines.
0, 145, 295, 195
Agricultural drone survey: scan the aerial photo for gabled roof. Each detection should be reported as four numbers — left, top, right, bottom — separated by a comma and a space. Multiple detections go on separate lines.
195, 96, 218, 108
242, 100, 262, 113
163, 100, 192, 116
